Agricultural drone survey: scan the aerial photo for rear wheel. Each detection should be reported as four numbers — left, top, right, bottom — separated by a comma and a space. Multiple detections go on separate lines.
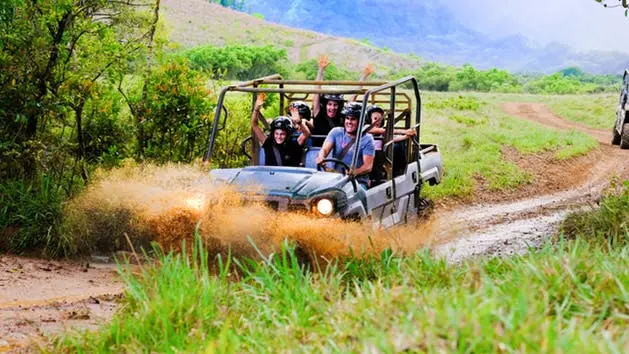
620, 123, 629, 149
612, 125, 621, 145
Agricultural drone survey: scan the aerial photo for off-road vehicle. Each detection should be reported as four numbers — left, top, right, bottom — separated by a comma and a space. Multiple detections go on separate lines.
612, 69, 629, 148
203, 75, 443, 228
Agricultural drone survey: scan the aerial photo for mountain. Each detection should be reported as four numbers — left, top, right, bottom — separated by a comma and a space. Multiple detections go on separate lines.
243, 0, 629, 74
161, 0, 422, 75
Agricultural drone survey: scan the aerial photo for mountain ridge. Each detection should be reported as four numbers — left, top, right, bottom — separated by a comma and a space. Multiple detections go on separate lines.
243, 0, 629, 74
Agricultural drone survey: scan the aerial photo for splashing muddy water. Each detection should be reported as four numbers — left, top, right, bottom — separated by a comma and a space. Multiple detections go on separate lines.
66, 164, 438, 262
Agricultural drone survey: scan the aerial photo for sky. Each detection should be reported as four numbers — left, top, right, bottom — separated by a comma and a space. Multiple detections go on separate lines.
445, 0, 629, 52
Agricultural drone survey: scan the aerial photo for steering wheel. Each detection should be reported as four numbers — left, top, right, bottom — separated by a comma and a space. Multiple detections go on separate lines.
317, 158, 359, 192
317, 158, 351, 175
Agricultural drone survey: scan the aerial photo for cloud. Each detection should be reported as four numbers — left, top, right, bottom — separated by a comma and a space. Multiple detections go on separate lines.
445, 0, 629, 52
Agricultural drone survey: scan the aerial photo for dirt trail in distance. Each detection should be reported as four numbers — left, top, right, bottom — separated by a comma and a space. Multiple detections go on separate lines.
433, 102, 629, 262
1, 102, 628, 351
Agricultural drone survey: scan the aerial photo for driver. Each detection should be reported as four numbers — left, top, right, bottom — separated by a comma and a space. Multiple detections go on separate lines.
251, 94, 310, 167
315, 102, 375, 189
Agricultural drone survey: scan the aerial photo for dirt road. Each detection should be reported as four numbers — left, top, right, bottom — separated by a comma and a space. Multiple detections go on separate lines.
1, 102, 627, 351
434, 102, 629, 261
0, 256, 123, 352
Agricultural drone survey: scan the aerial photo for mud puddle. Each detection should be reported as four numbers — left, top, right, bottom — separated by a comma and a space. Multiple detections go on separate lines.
0, 256, 124, 352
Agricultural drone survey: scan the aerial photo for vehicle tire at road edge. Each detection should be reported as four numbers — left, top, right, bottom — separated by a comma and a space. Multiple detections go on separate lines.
620, 123, 629, 149
612, 125, 621, 145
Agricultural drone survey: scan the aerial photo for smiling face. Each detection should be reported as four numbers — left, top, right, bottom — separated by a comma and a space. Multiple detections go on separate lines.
273, 129, 287, 144
344, 116, 359, 135
326, 101, 339, 118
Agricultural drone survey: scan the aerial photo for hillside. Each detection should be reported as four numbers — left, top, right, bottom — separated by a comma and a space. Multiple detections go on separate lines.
161, 0, 421, 74
243, 0, 629, 74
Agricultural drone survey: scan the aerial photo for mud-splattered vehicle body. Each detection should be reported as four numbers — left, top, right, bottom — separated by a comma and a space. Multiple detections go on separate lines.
612, 69, 629, 148
204, 75, 443, 228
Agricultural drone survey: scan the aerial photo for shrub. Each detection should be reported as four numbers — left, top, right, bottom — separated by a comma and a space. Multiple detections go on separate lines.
183, 44, 289, 80
294, 59, 358, 80
0, 175, 66, 256
562, 179, 629, 246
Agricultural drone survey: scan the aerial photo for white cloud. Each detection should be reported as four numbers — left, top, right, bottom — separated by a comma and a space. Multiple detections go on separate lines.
445, 0, 629, 52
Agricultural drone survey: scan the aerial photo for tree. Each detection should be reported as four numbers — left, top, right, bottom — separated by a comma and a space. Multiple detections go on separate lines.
0, 0, 155, 179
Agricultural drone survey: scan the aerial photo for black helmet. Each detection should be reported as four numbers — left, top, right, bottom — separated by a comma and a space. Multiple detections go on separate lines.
366, 105, 384, 125
288, 101, 312, 120
321, 93, 345, 103
270, 116, 295, 135
341, 101, 363, 119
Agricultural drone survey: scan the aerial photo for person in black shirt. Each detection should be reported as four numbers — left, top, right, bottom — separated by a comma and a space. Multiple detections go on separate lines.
310, 56, 345, 146
310, 56, 374, 146
251, 94, 310, 167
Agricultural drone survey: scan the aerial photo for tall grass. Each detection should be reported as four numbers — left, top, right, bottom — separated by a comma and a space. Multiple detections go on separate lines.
0, 175, 68, 256
54, 217, 629, 352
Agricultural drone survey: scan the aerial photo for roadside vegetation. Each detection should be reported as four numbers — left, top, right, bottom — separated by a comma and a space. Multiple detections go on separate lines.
52, 183, 629, 352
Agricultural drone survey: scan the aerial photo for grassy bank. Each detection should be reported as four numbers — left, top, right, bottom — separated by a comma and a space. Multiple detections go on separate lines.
53, 185, 629, 352
420, 92, 598, 199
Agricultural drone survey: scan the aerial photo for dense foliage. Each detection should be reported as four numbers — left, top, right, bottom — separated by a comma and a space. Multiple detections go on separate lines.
183, 44, 289, 80
402, 64, 622, 94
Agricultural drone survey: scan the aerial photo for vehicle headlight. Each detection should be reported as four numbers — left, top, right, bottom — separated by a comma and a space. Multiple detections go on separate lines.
315, 198, 334, 216
184, 194, 206, 212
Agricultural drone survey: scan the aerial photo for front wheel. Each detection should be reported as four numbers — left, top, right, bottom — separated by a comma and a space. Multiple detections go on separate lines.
620, 123, 629, 149
612, 125, 621, 145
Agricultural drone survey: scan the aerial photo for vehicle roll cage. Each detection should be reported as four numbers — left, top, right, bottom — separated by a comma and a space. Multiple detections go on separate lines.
204, 74, 423, 171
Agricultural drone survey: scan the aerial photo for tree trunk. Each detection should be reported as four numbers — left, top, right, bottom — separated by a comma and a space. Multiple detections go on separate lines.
74, 101, 89, 183
137, 0, 161, 158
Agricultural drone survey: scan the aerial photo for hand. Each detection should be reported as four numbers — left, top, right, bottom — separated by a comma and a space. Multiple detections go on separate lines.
289, 106, 301, 123
318, 55, 330, 69
347, 168, 356, 177
315, 155, 324, 165
363, 63, 374, 77
405, 129, 417, 137
254, 93, 266, 110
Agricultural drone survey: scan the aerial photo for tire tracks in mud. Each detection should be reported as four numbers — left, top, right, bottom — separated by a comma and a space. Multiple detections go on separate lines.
433, 102, 629, 262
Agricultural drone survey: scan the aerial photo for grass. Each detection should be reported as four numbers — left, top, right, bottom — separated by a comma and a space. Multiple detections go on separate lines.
543, 94, 617, 130
485, 92, 618, 130
420, 92, 599, 199
53, 219, 629, 352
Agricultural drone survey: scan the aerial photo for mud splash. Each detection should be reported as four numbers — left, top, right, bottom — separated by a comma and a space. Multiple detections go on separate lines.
65, 164, 435, 262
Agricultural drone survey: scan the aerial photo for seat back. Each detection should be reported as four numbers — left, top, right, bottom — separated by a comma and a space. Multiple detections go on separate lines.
304, 147, 321, 169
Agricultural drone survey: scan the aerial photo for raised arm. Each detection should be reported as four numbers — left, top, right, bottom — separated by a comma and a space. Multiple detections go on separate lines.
290, 106, 311, 146
250, 93, 267, 144
312, 55, 330, 118
350, 63, 374, 102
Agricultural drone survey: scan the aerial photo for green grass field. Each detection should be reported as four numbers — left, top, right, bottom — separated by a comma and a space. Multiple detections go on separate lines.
419, 92, 598, 199
482, 92, 618, 130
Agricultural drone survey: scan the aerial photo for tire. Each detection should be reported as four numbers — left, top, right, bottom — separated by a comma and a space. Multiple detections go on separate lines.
620, 123, 629, 149
612, 125, 621, 145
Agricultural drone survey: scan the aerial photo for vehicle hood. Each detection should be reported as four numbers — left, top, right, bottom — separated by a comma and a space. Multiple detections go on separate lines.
208, 166, 348, 197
